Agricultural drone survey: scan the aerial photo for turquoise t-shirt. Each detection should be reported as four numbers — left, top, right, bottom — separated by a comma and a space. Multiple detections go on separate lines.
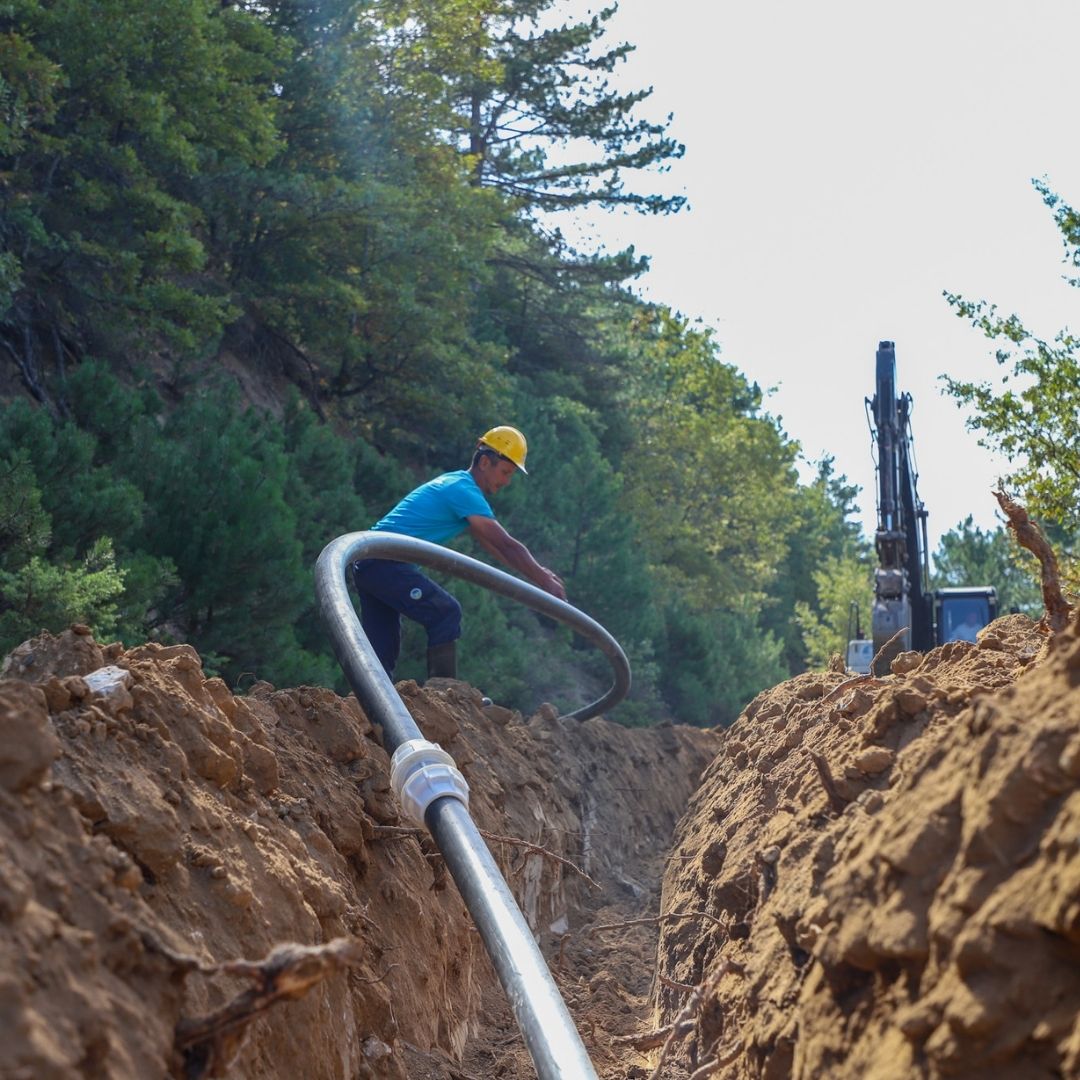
370, 470, 494, 544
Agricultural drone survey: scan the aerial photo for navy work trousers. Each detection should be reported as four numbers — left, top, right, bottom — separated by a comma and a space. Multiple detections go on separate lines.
351, 558, 462, 677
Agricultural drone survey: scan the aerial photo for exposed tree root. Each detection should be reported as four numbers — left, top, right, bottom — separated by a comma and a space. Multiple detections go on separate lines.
688, 1057, 720, 1080
173, 938, 368, 1078
823, 671, 888, 703
647, 957, 738, 1080
687, 1036, 742, 1079
612, 1020, 694, 1051
607, 954, 745, 1074
589, 909, 727, 935
372, 822, 600, 890
658, 972, 698, 994
479, 828, 602, 891
808, 749, 851, 813
872, 627, 910, 671
994, 487, 1072, 632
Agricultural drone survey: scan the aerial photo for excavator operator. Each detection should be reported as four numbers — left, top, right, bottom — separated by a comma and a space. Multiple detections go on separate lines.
351, 426, 566, 682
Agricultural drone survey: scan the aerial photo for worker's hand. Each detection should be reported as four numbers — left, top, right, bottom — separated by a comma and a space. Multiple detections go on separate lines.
539, 568, 567, 601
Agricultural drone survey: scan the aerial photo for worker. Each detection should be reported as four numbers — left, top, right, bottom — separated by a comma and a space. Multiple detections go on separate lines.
949, 607, 983, 643
352, 426, 566, 681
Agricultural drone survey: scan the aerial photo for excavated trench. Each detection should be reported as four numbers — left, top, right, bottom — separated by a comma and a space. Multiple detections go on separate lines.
2, 608, 1079, 1079
0, 627, 716, 1079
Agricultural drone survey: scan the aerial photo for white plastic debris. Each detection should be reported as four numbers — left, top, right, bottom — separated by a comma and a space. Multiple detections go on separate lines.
80, 665, 134, 714
82, 665, 133, 697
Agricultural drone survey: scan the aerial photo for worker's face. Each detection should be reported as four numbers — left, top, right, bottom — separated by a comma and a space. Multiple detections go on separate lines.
477, 456, 517, 496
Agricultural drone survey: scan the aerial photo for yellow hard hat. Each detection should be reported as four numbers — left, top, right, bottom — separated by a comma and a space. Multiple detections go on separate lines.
479, 426, 528, 473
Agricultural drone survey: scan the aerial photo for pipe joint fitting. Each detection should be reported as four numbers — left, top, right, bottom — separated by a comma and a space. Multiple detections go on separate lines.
390, 738, 470, 827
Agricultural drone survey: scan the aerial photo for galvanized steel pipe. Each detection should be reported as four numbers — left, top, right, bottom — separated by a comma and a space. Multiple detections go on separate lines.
315, 531, 631, 1079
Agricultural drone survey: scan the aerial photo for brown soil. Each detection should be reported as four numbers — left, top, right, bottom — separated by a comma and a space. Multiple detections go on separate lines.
4, 609, 1078, 1080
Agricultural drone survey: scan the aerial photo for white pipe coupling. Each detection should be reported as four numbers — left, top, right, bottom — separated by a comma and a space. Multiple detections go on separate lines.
390, 738, 470, 827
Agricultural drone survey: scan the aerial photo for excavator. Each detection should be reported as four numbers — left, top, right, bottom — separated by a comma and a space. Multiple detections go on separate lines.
846, 341, 997, 674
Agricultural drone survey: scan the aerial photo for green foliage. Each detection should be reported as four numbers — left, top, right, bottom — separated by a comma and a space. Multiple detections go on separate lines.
766, 458, 872, 670
0, 250, 20, 322
618, 309, 801, 609
0, 371, 351, 685
0, 390, 178, 649
940, 305, 1079, 533
282, 394, 370, 566
119, 386, 328, 685
658, 605, 786, 728
380, 0, 684, 215
0, 451, 49, 569
111, 549, 178, 644
0, 537, 126, 651
943, 181, 1080, 582
795, 554, 874, 670
195, 0, 513, 446
0, 396, 147, 557
931, 516, 1043, 617
0, 451, 127, 650
1, 0, 282, 373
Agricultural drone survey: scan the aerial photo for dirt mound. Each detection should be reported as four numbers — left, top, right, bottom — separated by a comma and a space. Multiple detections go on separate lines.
654, 613, 1080, 1078
0, 627, 716, 1079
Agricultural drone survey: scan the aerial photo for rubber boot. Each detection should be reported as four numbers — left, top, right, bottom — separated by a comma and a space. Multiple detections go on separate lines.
426, 641, 457, 681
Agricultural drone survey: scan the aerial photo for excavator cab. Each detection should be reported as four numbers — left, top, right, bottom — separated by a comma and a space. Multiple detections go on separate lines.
935, 587, 998, 644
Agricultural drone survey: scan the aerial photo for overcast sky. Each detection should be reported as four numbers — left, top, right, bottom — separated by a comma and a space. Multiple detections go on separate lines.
560, 0, 1080, 550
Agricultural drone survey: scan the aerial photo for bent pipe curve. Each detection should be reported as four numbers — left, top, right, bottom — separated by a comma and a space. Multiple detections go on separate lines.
316, 531, 630, 729
315, 531, 618, 1080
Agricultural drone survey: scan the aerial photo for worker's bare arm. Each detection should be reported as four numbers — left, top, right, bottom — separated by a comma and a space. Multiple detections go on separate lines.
467, 515, 566, 600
